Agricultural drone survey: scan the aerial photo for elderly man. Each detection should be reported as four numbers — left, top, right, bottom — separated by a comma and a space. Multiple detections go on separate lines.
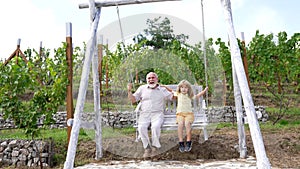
127, 72, 173, 157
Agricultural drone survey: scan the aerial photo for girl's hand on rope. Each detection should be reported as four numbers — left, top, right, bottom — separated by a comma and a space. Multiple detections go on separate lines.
127, 83, 136, 103
195, 86, 209, 99
204, 87, 209, 93
127, 83, 133, 92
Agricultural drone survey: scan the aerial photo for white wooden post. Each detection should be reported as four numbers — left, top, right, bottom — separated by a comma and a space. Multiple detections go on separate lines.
63, 1, 101, 168
232, 60, 247, 158
220, 0, 271, 168
17, 38, 21, 46
93, 34, 102, 160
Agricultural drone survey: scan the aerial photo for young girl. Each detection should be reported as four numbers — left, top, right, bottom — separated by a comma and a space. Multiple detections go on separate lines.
164, 80, 208, 152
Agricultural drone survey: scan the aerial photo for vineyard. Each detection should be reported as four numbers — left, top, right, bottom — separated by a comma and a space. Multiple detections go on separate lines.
0, 17, 299, 168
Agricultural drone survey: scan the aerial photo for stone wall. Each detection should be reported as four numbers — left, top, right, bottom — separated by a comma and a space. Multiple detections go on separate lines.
0, 106, 268, 130
0, 139, 53, 167
206, 106, 269, 123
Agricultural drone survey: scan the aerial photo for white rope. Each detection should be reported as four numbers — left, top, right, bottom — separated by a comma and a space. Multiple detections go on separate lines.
115, 5, 135, 86
116, 5, 125, 45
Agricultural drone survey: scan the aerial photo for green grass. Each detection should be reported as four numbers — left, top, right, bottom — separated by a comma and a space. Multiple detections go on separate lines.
69, 100, 132, 113
259, 121, 300, 131
0, 127, 136, 141
266, 107, 300, 115
254, 92, 299, 98
265, 107, 300, 126
215, 120, 299, 133
0, 128, 91, 142
216, 122, 238, 129
215, 105, 300, 131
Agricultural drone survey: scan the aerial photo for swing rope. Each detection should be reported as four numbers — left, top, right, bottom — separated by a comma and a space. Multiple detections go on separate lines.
116, 5, 135, 85
116, 5, 125, 45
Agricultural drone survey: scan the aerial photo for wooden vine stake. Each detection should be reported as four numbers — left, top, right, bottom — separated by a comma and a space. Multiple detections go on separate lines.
66, 22, 74, 146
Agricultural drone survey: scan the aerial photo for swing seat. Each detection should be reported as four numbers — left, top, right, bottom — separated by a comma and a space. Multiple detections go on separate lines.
134, 84, 209, 142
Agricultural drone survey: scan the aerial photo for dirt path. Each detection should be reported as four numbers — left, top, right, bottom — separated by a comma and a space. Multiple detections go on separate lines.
74, 126, 300, 168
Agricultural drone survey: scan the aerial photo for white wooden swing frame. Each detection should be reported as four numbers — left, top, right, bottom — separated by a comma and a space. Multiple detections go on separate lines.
64, 0, 271, 169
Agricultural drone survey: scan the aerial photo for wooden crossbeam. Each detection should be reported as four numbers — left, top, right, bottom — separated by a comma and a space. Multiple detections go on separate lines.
79, 0, 180, 9
4, 46, 28, 66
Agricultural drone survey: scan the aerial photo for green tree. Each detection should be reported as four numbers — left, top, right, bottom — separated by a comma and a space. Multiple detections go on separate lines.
133, 17, 189, 50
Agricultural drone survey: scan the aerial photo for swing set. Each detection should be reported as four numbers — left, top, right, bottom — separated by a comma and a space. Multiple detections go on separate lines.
64, 0, 271, 169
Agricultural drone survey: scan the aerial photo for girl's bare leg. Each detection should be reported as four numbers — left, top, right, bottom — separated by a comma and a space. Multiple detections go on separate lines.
177, 121, 184, 142
185, 121, 192, 141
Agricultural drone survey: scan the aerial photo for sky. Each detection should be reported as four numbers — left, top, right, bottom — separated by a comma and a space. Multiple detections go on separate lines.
0, 0, 299, 60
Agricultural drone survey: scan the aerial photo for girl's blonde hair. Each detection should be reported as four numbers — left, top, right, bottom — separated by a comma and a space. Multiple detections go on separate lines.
176, 80, 194, 98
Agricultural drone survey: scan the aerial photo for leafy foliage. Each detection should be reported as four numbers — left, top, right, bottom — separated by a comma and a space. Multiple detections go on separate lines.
247, 31, 300, 124
215, 38, 232, 89
0, 43, 81, 138
216, 30, 299, 124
